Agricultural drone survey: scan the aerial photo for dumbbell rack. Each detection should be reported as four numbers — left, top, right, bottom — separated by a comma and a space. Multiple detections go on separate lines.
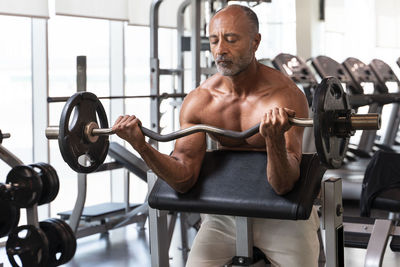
0, 142, 40, 227
0, 135, 39, 267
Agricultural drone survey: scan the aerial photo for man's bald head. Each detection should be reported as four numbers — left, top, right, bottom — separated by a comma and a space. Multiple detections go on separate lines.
212, 5, 259, 36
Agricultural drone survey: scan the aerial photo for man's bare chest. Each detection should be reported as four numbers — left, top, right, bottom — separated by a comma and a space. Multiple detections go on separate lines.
199, 100, 274, 148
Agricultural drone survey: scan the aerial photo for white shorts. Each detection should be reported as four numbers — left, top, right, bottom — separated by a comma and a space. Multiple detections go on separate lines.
186, 207, 320, 267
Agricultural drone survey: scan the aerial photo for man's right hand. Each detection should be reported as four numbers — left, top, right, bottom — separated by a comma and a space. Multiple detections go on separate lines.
112, 115, 147, 152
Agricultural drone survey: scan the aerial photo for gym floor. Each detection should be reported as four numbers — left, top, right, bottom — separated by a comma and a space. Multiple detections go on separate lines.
2, 217, 400, 267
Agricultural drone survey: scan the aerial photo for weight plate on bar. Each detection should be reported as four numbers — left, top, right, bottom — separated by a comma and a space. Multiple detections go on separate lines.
6, 165, 43, 208
58, 92, 109, 173
30, 163, 60, 205
0, 199, 20, 238
313, 77, 350, 169
6, 225, 49, 267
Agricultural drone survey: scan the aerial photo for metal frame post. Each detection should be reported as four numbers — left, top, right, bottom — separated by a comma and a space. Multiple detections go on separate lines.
69, 56, 88, 233
177, 0, 191, 96
31, 18, 49, 164
148, 171, 170, 267
235, 216, 254, 262
364, 219, 394, 267
150, 0, 164, 149
191, 0, 201, 88
32, 17, 50, 220
323, 178, 344, 267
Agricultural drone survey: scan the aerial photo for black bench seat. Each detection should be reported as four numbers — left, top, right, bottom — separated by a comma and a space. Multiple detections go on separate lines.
149, 150, 326, 220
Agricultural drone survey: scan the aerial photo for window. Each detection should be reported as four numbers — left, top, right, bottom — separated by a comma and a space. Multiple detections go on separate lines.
0, 16, 32, 178
48, 16, 111, 216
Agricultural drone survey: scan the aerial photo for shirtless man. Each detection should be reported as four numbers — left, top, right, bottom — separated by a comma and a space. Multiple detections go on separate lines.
113, 5, 319, 267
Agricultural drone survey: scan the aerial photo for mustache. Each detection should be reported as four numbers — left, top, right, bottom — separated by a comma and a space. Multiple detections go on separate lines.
215, 55, 232, 62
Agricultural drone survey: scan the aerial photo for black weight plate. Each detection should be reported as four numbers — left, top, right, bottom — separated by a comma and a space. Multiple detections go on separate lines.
29, 164, 51, 205
40, 219, 71, 266
6, 224, 49, 267
342, 57, 379, 93
31, 163, 60, 205
58, 92, 109, 173
56, 219, 76, 264
0, 199, 20, 238
311, 55, 353, 84
313, 77, 350, 169
370, 59, 399, 85
6, 166, 43, 208
41, 163, 60, 203
52, 218, 76, 265
50, 218, 76, 264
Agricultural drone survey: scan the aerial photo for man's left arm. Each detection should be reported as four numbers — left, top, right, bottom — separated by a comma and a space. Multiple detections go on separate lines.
260, 91, 308, 195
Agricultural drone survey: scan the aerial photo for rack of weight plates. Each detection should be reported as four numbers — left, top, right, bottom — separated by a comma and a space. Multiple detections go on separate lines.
0, 130, 76, 267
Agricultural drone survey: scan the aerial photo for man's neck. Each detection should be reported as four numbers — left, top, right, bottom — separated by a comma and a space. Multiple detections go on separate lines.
222, 59, 260, 97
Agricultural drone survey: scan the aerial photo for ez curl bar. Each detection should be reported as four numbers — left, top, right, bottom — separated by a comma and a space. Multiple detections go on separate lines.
45, 77, 380, 173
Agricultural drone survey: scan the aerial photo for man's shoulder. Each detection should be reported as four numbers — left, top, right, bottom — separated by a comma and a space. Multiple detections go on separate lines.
257, 64, 307, 108
187, 74, 222, 100
180, 82, 216, 116
185, 85, 214, 103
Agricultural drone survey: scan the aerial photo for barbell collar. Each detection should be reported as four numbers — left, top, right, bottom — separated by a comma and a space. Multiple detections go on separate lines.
347, 113, 381, 130
334, 114, 381, 131
45, 127, 59, 139
0, 130, 11, 144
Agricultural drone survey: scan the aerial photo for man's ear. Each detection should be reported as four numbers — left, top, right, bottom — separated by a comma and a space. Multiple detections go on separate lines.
253, 33, 261, 51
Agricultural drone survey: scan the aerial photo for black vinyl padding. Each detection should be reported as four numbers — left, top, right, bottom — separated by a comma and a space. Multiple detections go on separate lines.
361, 151, 400, 216
148, 151, 326, 220
390, 236, 400, 252
372, 188, 400, 213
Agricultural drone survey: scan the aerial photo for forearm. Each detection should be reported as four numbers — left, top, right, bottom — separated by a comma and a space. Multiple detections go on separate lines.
134, 142, 196, 193
265, 135, 300, 195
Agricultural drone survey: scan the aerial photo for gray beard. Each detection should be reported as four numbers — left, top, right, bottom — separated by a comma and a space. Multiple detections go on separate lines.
216, 52, 253, 76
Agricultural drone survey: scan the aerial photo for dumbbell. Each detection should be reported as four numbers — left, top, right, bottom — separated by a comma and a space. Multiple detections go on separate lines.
6, 218, 77, 267
0, 129, 11, 144
45, 77, 381, 172
0, 163, 60, 208
0, 199, 20, 238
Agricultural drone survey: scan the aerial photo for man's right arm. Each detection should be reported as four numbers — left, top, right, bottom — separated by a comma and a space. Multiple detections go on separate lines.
112, 90, 207, 193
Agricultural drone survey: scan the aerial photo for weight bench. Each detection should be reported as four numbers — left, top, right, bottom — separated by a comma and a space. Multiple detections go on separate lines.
59, 142, 150, 238
147, 150, 344, 267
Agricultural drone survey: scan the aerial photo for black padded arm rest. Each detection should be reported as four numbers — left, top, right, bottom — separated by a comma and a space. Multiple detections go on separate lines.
372, 188, 400, 213
148, 151, 326, 220
108, 142, 149, 182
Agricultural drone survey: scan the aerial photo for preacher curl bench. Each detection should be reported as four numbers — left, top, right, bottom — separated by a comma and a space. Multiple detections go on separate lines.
147, 150, 344, 267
